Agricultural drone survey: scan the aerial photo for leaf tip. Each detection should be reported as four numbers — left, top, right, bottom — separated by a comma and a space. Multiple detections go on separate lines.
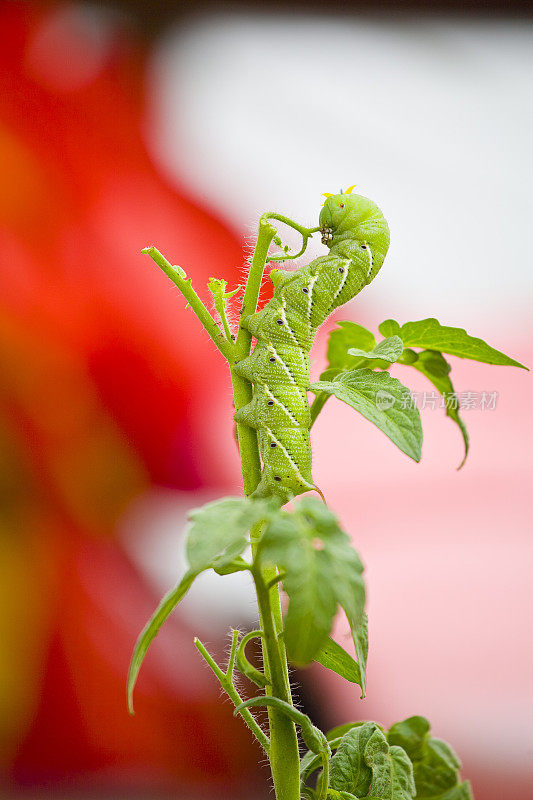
126, 677, 136, 716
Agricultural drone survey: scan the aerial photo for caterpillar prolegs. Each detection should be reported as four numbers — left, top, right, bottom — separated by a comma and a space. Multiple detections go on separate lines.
234, 189, 390, 503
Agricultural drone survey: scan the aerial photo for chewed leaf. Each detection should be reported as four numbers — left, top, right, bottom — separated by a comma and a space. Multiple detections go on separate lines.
127, 569, 197, 714
310, 369, 422, 462
379, 318, 527, 369
348, 335, 404, 364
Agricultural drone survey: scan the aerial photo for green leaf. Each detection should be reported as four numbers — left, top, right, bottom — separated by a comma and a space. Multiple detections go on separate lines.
258, 498, 365, 666
329, 722, 378, 797
379, 318, 527, 369
387, 717, 470, 799
186, 496, 273, 572
347, 335, 404, 364
235, 696, 330, 757
352, 613, 368, 698
127, 569, 197, 713
387, 716, 430, 761
365, 729, 416, 800
315, 637, 362, 687
207, 276, 241, 300
325, 321, 376, 373
310, 369, 422, 462
327, 790, 360, 800
326, 723, 367, 742
430, 783, 473, 800
128, 496, 274, 714
412, 739, 461, 797
404, 350, 469, 469
213, 556, 251, 575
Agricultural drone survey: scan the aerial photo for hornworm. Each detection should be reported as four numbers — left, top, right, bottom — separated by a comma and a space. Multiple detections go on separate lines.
234, 188, 390, 502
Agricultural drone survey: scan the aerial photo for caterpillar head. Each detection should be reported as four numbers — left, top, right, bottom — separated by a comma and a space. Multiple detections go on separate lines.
319, 187, 390, 280
319, 186, 355, 242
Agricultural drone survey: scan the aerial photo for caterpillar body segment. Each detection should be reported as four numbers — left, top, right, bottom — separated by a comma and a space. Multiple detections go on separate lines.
234, 191, 390, 502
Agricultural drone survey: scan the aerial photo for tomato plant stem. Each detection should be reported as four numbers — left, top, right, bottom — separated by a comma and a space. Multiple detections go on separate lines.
232, 218, 301, 800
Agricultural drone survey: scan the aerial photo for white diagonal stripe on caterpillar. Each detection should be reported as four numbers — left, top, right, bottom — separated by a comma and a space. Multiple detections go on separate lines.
264, 384, 300, 426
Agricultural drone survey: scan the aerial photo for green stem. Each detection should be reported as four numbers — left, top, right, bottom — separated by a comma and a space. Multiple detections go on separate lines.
230, 218, 301, 800
309, 392, 330, 428
194, 637, 270, 753
262, 213, 320, 261
141, 246, 234, 361
231, 218, 276, 496
251, 554, 300, 800
318, 748, 330, 800
213, 292, 234, 343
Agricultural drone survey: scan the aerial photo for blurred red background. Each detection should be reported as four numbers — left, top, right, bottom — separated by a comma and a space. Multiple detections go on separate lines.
0, 2, 262, 796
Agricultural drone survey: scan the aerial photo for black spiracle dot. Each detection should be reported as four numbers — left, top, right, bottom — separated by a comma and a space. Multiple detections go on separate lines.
338, 267, 345, 273
269, 357, 276, 362
267, 400, 274, 406
274, 476, 282, 482
302, 287, 309, 294
270, 442, 277, 448
361, 244, 367, 249
276, 319, 283, 325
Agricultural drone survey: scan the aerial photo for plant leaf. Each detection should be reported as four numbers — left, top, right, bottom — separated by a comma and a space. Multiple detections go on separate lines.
128, 496, 275, 714
127, 569, 197, 713
387, 717, 470, 799
213, 556, 251, 575
352, 613, 368, 698
258, 498, 365, 666
326, 723, 367, 742
347, 335, 404, 364
429, 783, 473, 800
403, 350, 469, 468
310, 369, 422, 462
325, 321, 376, 373
412, 739, 461, 798
327, 790, 360, 800
365, 729, 416, 800
387, 716, 430, 761
186, 496, 274, 572
315, 637, 362, 687
329, 722, 378, 796
379, 318, 527, 369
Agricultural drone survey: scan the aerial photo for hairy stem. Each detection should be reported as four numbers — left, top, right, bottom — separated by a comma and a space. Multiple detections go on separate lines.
141, 246, 234, 361
194, 637, 270, 753
230, 218, 276, 496
230, 218, 301, 800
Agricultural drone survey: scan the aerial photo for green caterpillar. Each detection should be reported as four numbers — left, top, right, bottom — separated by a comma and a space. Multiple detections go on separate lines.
234, 188, 390, 503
